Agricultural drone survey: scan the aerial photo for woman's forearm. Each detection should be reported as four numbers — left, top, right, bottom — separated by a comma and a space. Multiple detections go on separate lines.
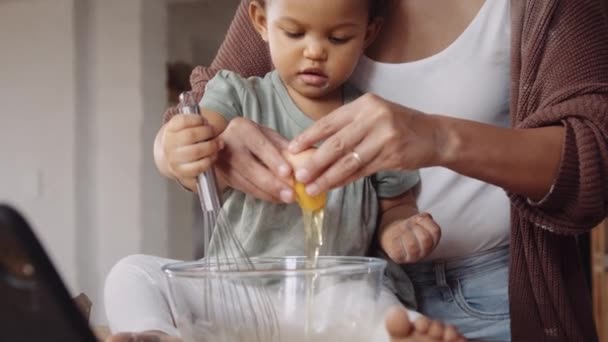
434, 114, 565, 202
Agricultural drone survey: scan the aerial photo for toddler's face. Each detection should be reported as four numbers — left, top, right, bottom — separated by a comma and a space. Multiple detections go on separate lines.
254, 0, 378, 100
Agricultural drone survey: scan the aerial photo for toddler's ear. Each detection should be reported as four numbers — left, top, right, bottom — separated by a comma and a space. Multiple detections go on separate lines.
248, 1, 269, 42
364, 17, 383, 49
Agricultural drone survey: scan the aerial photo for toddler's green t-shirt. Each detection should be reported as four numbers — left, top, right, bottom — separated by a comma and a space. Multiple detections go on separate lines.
200, 70, 419, 259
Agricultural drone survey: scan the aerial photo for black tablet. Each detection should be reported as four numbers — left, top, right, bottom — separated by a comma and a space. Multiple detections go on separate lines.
0, 204, 98, 341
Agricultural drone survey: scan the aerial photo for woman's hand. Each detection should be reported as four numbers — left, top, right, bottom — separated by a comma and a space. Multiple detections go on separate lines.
288, 92, 565, 202
282, 148, 327, 211
214, 117, 295, 203
288, 94, 448, 196
155, 115, 295, 203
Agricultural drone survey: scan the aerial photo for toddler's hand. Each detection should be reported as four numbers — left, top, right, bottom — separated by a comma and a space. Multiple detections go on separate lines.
162, 114, 223, 192
380, 213, 441, 264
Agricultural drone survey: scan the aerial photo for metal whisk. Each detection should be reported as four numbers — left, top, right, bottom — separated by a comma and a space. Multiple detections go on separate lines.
178, 92, 280, 342
179, 94, 218, 259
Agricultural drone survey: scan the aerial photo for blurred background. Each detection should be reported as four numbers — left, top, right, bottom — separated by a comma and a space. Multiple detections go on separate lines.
0, 0, 239, 324
1, 0, 607, 338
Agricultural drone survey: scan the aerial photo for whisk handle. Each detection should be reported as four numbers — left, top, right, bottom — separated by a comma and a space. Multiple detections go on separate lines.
179, 92, 222, 257
178, 92, 223, 213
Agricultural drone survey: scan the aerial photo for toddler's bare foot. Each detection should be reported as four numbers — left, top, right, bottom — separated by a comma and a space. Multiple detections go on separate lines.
386, 307, 466, 342
104, 331, 181, 342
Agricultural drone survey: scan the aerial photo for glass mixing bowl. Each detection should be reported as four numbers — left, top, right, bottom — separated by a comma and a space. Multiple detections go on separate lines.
162, 256, 386, 342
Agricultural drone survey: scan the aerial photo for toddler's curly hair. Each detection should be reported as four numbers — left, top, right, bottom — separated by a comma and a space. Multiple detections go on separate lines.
252, 0, 389, 21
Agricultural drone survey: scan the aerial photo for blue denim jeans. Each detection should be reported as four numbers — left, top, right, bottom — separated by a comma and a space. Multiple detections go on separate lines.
402, 245, 511, 341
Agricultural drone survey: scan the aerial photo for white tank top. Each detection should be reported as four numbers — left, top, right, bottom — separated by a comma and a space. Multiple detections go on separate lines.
351, 0, 511, 260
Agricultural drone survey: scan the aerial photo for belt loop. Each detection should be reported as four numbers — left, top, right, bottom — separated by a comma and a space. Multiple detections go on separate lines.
433, 262, 453, 301
434, 262, 447, 287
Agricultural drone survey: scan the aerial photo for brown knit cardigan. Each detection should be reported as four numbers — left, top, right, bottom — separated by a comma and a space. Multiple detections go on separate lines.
163, 1, 608, 340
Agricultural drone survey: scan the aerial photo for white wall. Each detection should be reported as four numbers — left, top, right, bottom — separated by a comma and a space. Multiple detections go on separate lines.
0, 0, 241, 327
0, 0, 79, 290
78, 0, 170, 323
0, 0, 169, 324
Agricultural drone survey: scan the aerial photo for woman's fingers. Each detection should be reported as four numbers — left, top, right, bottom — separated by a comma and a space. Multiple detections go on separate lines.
298, 120, 367, 183
289, 101, 355, 155
217, 150, 293, 203
224, 118, 292, 180
327, 151, 385, 190
290, 98, 383, 185
162, 114, 294, 204
288, 94, 443, 197
261, 125, 290, 151
290, 94, 400, 194
217, 118, 295, 202
302, 129, 386, 195
216, 163, 280, 202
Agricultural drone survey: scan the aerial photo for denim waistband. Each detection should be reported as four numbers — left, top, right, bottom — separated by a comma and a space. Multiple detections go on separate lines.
401, 245, 510, 285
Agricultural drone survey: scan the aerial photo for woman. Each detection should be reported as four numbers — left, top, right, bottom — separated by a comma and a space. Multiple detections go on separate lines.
155, 0, 608, 340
